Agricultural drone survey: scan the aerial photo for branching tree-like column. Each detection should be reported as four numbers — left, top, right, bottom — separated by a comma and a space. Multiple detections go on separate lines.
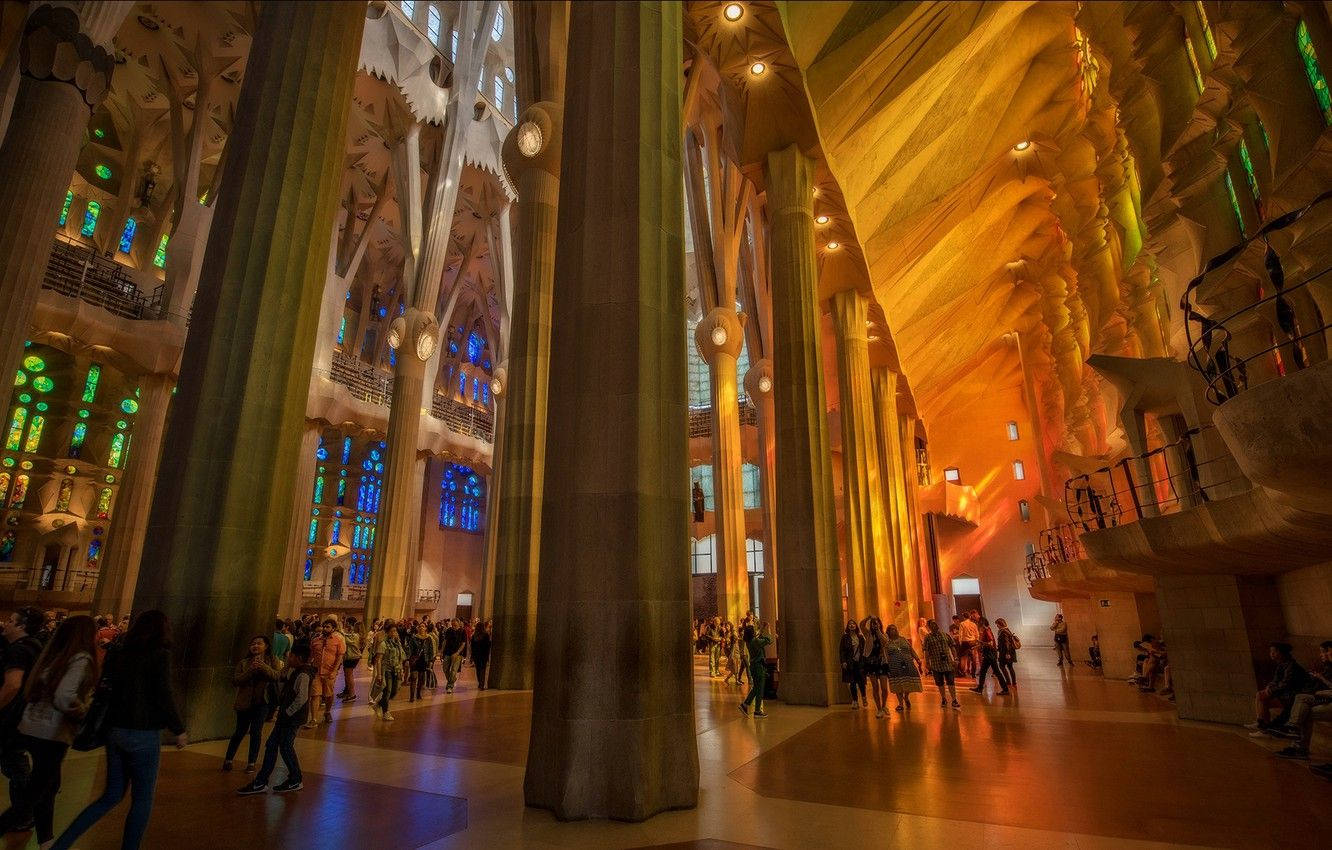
131, 1, 365, 740
765, 144, 843, 706
524, 0, 698, 821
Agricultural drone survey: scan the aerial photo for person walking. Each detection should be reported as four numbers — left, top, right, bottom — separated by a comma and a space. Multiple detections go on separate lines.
883, 624, 924, 712
406, 623, 430, 702
237, 640, 315, 796
839, 620, 868, 709
7, 615, 96, 849
995, 618, 1020, 688
271, 620, 292, 664
956, 612, 979, 678
338, 617, 363, 703
864, 617, 890, 718
50, 610, 187, 850
372, 624, 405, 721
922, 619, 961, 709
222, 636, 279, 774
705, 617, 724, 678
738, 622, 774, 717
0, 606, 46, 834
1050, 613, 1073, 666
470, 621, 492, 690
971, 617, 1011, 695
307, 618, 345, 726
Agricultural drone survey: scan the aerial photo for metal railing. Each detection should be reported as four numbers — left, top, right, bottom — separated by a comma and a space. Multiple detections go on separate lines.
417, 588, 441, 604
327, 351, 495, 441
1062, 425, 1245, 529
1025, 522, 1086, 584
42, 238, 158, 320
302, 582, 367, 602
1183, 188, 1332, 404
688, 403, 758, 438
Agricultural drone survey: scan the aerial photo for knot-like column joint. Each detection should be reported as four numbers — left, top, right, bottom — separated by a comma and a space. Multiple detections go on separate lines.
503, 101, 563, 179
743, 358, 774, 399
20, 5, 115, 109
693, 307, 745, 364
387, 306, 440, 362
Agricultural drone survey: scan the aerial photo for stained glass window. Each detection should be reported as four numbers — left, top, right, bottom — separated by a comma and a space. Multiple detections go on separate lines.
5, 407, 25, 451
1184, 34, 1204, 94
118, 217, 136, 253
467, 330, 484, 364
427, 5, 441, 42
1224, 171, 1245, 235
742, 463, 761, 509
96, 487, 111, 518
1195, 1, 1217, 60
82, 364, 100, 402
337, 316, 346, 346
9, 475, 28, 508
31, 377, 52, 393
0, 532, 13, 562
336, 477, 346, 506
341, 435, 352, 464
458, 370, 467, 398
108, 432, 125, 468
87, 539, 102, 564
121, 398, 138, 414
58, 190, 72, 227
440, 464, 460, 528
23, 415, 44, 452
308, 518, 318, 544
55, 479, 73, 512
81, 201, 100, 238
493, 76, 504, 108
400, 0, 414, 18
313, 475, 325, 504
1238, 139, 1261, 218
69, 422, 87, 457
451, 29, 457, 61
690, 465, 714, 510
153, 234, 168, 268
1298, 20, 1332, 126
94, 163, 112, 180
0, 473, 8, 503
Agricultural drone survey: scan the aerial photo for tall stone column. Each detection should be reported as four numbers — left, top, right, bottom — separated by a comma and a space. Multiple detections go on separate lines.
525, 0, 697, 821
400, 453, 429, 611
765, 144, 842, 706
91, 373, 173, 618
0, 4, 119, 397
897, 413, 925, 618
830, 289, 891, 620
489, 100, 562, 690
131, 1, 365, 740
744, 360, 777, 622
695, 308, 749, 621
870, 367, 907, 611
276, 424, 321, 619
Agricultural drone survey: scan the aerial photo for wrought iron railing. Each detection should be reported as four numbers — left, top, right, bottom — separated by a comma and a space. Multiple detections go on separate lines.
417, 588, 441, 604
1062, 425, 1245, 529
326, 351, 494, 441
688, 404, 758, 438
1025, 522, 1085, 584
43, 238, 155, 320
1183, 188, 1332, 404
302, 582, 367, 602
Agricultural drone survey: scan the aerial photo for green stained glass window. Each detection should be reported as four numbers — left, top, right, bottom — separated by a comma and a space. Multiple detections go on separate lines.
108, 432, 125, 468
1238, 139, 1261, 217
77, 410, 89, 419
313, 476, 325, 504
55, 479, 72, 512
1224, 171, 1245, 235
58, 190, 73, 227
118, 218, 136, 254
96, 487, 112, 518
81, 201, 100, 238
13, 371, 23, 387
82, 364, 100, 403
120, 398, 138, 415
17, 395, 29, 404
5, 408, 26, 451
94, 164, 112, 180
115, 420, 126, 430
22, 356, 44, 373
70, 422, 87, 456
308, 519, 318, 544
1184, 34, 1204, 94
31, 377, 52, 393
23, 415, 44, 452
34, 402, 46, 412
93, 127, 105, 139
1298, 20, 1332, 126
1195, 1, 1216, 60
153, 234, 168, 268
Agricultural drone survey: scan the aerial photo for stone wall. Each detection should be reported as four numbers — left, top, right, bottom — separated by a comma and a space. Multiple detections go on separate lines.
1277, 559, 1332, 662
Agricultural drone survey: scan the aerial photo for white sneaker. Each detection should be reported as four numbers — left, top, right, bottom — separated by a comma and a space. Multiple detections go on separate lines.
383, 711, 396, 721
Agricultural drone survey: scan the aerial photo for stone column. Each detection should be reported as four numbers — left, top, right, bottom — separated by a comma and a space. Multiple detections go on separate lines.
870, 367, 907, 609
0, 4, 118, 398
489, 100, 562, 690
695, 308, 749, 622
525, 0, 697, 821
898, 413, 925, 618
131, 1, 365, 740
91, 373, 173, 618
765, 144, 843, 707
744, 360, 777, 622
400, 453, 428, 611
830, 289, 892, 620
276, 424, 321, 619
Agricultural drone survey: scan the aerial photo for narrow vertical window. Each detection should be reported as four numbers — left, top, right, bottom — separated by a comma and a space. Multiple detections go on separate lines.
55, 479, 73, 512
82, 364, 100, 403
1006, 421, 1019, 441
1224, 171, 1245, 235
1298, 20, 1332, 126
1184, 33, 1204, 94
80, 201, 100, 238
118, 217, 137, 253
69, 422, 87, 457
1019, 499, 1031, 522
9, 475, 28, 508
400, 0, 415, 19
107, 432, 125, 468
58, 190, 73, 227
23, 415, 44, 452
427, 5, 441, 42
1195, 1, 1217, 60
96, 487, 112, 518
5, 407, 26, 451
153, 234, 169, 268
1013, 460, 1026, 480
1238, 139, 1261, 219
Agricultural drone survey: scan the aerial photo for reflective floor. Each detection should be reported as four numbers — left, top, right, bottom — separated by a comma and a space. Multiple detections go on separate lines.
4, 651, 1329, 849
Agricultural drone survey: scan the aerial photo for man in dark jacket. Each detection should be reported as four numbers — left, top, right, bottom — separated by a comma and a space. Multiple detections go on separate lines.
470, 621, 492, 690
1250, 642, 1310, 733
0, 607, 45, 832
238, 640, 314, 796
441, 620, 467, 694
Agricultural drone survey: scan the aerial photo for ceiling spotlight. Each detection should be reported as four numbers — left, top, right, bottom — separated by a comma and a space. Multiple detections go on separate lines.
826, 241, 840, 250
815, 214, 830, 225
723, 3, 744, 21
757, 375, 772, 393
749, 61, 766, 76
1013, 140, 1031, 151
711, 325, 728, 346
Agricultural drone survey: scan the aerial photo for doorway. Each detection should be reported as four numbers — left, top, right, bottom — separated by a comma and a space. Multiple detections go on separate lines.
330, 566, 344, 600
455, 591, 474, 621
951, 575, 984, 619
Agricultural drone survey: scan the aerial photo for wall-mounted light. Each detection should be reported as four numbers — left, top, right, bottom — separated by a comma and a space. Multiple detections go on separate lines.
711, 325, 728, 346
1013, 140, 1031, 151
723, 3, 744, 21
826, 241, 840, 250
749, 61, 766, 76
757, 375, 772, 393
815, 214, 830, 225
516, 121, 543, 157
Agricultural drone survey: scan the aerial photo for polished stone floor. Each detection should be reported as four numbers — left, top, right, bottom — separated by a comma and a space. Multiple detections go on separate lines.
4, 651, 1329, 849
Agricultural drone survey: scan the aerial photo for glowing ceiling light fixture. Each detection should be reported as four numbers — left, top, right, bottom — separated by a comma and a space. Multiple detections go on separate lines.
710, 325, 728, 346
757, 375, 772, 393
749, 61, 766, 76
815, 214, 830, 225
1013, 140, 1031, 151
723, 3, 744, 22
826, 241, 840, 250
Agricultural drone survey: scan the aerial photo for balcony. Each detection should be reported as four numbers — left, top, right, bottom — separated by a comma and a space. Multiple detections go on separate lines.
688, 404, 758, 439
42, 238, 160, 320
327, 351, 495, 442
0, 566, 99, 612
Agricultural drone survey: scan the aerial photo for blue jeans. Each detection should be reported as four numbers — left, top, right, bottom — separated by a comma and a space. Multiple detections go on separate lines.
256, 722, 300, 785
52, 727, 162, 850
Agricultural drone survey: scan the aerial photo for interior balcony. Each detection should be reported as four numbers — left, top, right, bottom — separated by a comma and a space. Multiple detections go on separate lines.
918, 479, 978, 529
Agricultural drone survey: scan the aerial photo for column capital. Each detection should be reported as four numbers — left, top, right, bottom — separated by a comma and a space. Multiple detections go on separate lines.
19, 5, 115, 110
693, 306, 745, 364
503, 101, 564, 179
743, 358, 774, 399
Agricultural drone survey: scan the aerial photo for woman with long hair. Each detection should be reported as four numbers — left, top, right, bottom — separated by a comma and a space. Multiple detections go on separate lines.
51, 610, 186, 850
883, 624, 924, 712
9, 615, 98, 849
995, 618, 1020, 688
863, 617, 890, 718
372, 623, 405, 721
839, 620, 867, 709
971, 617, 1012, 696
222, 635, 279, 773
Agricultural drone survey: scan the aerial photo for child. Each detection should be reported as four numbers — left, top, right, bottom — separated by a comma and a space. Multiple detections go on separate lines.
1088, 634, 1102, 670
238, 639, 314, 795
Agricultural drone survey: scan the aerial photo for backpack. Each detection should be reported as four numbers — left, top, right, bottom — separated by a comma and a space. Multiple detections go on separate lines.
1011, 632, 1022, 650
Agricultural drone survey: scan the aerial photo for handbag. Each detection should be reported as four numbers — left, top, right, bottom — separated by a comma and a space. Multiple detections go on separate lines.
71, 652, 114, 752
369, 672, 385, 704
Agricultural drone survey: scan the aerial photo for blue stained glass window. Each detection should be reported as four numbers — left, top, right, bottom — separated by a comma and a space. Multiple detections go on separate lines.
467, 331, 484, 364
336, 478, 346, 506
473, 377, 480, 401
313, 476, 324, 504
118, 218, 136, 253
440, 464, 460, 528
482, 382, 490, 405
331, 519, 341, 544
308, 519, 318, 544
337, 317, 346, 346
80, 201, 100, 238
304, 558, 313, 580
441, 463, 484, 532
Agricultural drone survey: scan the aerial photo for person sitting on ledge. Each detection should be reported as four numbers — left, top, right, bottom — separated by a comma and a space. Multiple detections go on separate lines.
1248, 642, 1310, 736
1088, 634, 1102, 670
1137, 636, 1171, 698
1275, 641, 1332, 761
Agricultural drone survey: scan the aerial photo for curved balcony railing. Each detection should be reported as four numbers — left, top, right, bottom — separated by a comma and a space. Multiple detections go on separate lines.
1024, 522, 1085, 585
687, 403, 758, 438
326, 351, 494, 442
1182, 188, 1332, 405
43, 237, 158, 320
1062, 425, 1246, 529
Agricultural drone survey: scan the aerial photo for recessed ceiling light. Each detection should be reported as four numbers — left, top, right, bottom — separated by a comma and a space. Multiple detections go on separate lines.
750, 61, 766, 76
815, 214, 830, 225
1013, 140, 1031, 151
723, 3, 744, 22
826, 241, 840, 250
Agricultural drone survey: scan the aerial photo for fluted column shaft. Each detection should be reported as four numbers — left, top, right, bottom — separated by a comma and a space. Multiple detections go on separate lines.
276, 424, 321, 619
697, 308, 747, 622
366, 349, 425, 622
897, 413, 925, 619
400, 453, 428, 610
0, 4, 117, 400
765, 144, 842, 707
525, 0, 697, 821
870, 367, 908, 617
91, 373, 173, 618
830, 289, 890, 620
131, 1, 365, 740
490, 101, 562, 690
745, 360, 777, 622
